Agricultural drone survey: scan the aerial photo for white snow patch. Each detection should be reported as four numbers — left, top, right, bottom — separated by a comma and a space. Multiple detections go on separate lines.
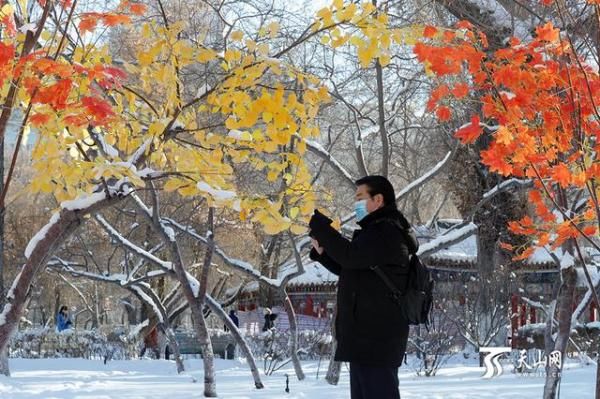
197, 181, 236, 201
25, 212, 61, 259
6, 271, 22, 300
61, 192, 107, 211
0, 303, 12, 325
129, 319, 150, 338
499, 90, 516, 100
196, 83, 211, 98
228, 130, 253, 141
18, 23, 37, 34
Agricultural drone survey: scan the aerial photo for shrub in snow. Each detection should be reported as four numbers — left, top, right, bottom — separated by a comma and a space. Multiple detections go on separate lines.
9, 327, 138, 360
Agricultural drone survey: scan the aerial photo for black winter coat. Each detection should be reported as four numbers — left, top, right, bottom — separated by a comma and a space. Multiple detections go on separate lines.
309, 205, 417, 367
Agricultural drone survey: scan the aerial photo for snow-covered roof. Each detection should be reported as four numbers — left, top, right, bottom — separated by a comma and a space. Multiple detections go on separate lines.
287, 261, 338, 287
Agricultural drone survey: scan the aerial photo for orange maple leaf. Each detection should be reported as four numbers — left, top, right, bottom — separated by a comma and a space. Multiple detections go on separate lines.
30, 113, 50, 127
0, 42, 15, 66
550, 163, 571, 188
35, 79, 72, 110
82, 96, 114, 124
129, 3, 147, 15
582, 225, 598, 236
455, 115, 482, 143
102, 14, 131, 27
535, 22, 560, 43
451, 83, 469, 98
79, 16, 98, 33
423, 25, 437, 39
455, 20, 473, 30
436, 106, 452, 121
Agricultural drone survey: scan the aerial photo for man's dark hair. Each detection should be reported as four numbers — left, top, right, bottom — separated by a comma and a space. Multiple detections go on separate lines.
355, 175, 397, 209
59, 305, 68, 313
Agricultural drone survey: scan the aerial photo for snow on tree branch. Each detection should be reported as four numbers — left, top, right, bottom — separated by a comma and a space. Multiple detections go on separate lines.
163, 217, 280, 288
298, 135, 355, 188
94, 214, 173, 272
418, 223, 478, 258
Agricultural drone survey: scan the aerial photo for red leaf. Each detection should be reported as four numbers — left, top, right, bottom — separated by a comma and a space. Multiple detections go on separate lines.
455, 115, 482, 143
455, 20, 473, 30
79, 16, 98, 33
550, 163, 571, 188
436, 106, 452, 121
129, 3, 146, 15
30, 113, 50, 127
451, 83, 469, 98
535, 22, 560, 43
102, 14, 131, 27
82, 96, 114, 124
35, 79, 72, 110
423, 25, 437, 39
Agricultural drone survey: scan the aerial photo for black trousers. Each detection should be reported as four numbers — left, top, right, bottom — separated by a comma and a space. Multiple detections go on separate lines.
349, 362, 400, 399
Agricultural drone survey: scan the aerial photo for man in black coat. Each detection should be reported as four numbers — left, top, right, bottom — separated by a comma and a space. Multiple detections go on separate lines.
309, 175, 417, 399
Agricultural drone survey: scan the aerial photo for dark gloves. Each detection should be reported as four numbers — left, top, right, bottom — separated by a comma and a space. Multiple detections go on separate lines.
309, 209, 333, 237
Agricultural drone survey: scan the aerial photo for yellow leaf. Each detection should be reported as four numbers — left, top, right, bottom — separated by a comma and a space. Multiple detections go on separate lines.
267, 170, 279, 182
163, 179, 181, 192
245, 39, 257, 51
230, 30, 244, 41
262, 112, 273, 123
197, 48, 217, 62
178, 185, 198, 196
290, 224, 307, 235
1, 3, 14, 16
267, 21, 279, 38
289, 207, 300, 218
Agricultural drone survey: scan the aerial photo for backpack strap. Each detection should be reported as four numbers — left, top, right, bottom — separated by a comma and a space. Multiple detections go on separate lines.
370, 265, 404, 299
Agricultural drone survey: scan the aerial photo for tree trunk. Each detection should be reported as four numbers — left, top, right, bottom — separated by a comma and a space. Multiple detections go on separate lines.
326, 306, 340, 385
325, 340, 341, 385
205, 295, 264, 389
0, 347, 8, 376
190, 301, 217, 397
282, 292, 305, 380
162, 325, 185, 373
543, 266, 577, 399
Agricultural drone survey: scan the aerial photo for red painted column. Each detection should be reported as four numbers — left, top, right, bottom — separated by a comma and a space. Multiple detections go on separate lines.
520, 303, 527, 326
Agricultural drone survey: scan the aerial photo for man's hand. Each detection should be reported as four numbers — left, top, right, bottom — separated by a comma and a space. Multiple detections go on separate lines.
311, 238, 324, 255
309, 209, 333, 232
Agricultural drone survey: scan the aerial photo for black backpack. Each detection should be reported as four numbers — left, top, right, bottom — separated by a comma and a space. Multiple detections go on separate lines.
370, 217, 434, 328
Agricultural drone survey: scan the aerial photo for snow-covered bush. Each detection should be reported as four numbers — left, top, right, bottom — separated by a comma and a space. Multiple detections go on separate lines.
9, 327, 138, 360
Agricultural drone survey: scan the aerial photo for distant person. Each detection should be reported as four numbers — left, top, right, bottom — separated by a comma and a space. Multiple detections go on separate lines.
140, 327, 160, 359
224, 309, 239, 332
56, 306, 72, 332
262, 308, 277, 332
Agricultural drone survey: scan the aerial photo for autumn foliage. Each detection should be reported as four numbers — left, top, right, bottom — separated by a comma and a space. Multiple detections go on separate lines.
415, 19, 600, 258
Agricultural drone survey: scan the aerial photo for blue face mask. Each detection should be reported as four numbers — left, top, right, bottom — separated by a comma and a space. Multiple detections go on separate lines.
354, 199, 369, 221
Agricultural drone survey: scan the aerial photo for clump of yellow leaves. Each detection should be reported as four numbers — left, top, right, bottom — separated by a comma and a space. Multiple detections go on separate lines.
314, 1, 427, 68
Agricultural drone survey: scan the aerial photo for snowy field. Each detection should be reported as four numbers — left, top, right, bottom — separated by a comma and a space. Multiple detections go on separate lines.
0, 356, 594, 398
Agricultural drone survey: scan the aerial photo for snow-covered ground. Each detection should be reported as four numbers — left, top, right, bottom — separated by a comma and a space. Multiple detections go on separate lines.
0, 356, 594, 398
